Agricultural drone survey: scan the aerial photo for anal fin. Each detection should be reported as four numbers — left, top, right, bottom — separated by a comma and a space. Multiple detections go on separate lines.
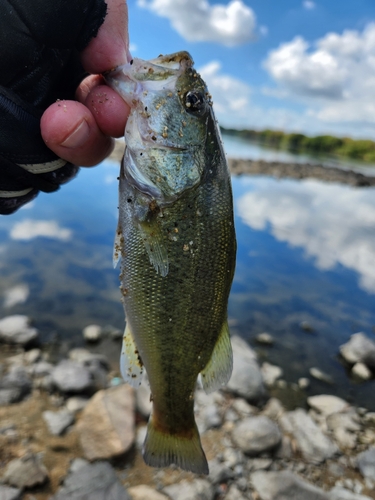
200, 320, 233, 394
120, 322, 144, 387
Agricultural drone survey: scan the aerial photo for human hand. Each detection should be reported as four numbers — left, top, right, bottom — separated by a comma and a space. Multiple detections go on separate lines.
41, 0, 131, 167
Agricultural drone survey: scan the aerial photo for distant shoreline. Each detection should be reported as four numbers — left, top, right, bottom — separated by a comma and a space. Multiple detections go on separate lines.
109, 140, 375, 187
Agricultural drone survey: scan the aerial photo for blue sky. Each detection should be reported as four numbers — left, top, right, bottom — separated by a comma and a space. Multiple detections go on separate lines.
127, 0, 375, 139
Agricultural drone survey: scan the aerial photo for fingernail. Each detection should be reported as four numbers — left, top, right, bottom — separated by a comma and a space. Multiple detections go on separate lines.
61, 120, 90, 148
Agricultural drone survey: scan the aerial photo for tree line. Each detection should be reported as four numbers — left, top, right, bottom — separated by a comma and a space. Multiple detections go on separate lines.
221, 127, 375, 163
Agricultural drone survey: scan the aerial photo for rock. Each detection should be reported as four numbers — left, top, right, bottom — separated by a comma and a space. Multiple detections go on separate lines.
0, 366, 32, 405
352, 363, 372, 380
224, 485, 252, 500
300, 320, 314, 332
225, 336, 266, 402
0, 485, 22, 500
326, 410, 361, 450
340, 332, 375, 370
231, 398, 257, 418
52, 360, 92, 393
66, 396, 89, 414
163, 479, 214, 500
309, 367, 334, 384
3, 453, 48, 488
329, 487, 373, 500
307, 395, 349, 416
77, 385, 135, 460
195, 391, 224, 433
102, 324, 123, 340
30, 360, 54, 377
68, 348, 109, 369
43, 409, 75, 435
356, 446, 375, 479
279, 408, 339, 463
262, 398, 284, 421
24, 348, 41, 364
251, 470, 330, 500
261, 362, 283, 387
232, 416, 281, 456
298, 377, 310, 389
52, 461, 130, 500
82, 324, 102, 342
208, 459, 235, 484
255, 332, 274, 345
0, 315, 38, 345
128, 485, 168, 500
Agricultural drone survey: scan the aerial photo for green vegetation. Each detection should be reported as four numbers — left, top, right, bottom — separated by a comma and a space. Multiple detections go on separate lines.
221, 127, 375, 163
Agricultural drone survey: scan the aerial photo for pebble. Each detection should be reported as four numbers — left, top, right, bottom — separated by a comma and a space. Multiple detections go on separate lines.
352, 362, 372, 380
280, 408, 339, 463
0, 366, 32, 405
326, 410, 361, 450
329, 487, 373, 500
307, 394, 349, 416
251, 470, 330, 500
309, 367, 334, 384
298, 377, 310, 389
340, 332, 375, 369
225, 336, 267, 402
260, 362, 283, 387
43, 409, 75, 435
65, 396, 89, 414
255, 332, 274, 345
77, 384, 135, 460
356, 446, 375, 479
128, 485, 168, 500
224, 484, 251, 500
52, 460, 130, 500
3, 453, 48, 489
163, 479, 214, 500
0, 315, 38, 345
82, 324, 102, 342
52, 360, 92, 393
0, 485, 22, 500
232, 416, 281, 455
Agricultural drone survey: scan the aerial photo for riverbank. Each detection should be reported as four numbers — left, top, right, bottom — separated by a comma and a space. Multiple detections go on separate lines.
109, 140, 375, 187
1, 317, 375, 500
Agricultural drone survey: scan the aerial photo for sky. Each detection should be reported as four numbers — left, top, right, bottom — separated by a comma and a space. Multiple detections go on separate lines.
127, 0, 375, 139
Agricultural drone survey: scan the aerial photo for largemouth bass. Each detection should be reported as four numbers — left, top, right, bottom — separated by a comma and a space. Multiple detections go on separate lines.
105, 51, 236, 475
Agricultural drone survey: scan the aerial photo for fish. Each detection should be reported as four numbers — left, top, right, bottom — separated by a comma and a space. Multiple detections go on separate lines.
105, 51, 236, 475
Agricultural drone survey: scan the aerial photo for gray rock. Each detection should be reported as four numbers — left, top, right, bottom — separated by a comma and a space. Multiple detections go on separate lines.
351, 363, 372, 380
30, 360, 54, 377
82, 324, 102, 342
326, 410, 361, 450
329, 487, 372, 500
0, 485, 22, 500
224, 485, 252, 500
356, 446, 375, 479
163, 479, 214, 500
309, 367, 334, 384
307, 395, 349, 416
0, 366, 32, 405
52, 461, 130, 500
262, 398, 284, 421
255, 332, 274, 345
128, 485, 168, 500
3, 453, 48, 488
251, 470, 330, 500
52, 360, 92, 393
232, 416, 281, 456
280, 408, 339, 463
298, 377, 310, 389
340, 332, 375, 370
208, 459, 235, 484
0, 315, 38, 345
77, 385, 135, 460
226, 336, 266, 402
66, 396, 89, 414
43, 409, 75, 435
261, 362, 283, 387
24, 348, 41, 364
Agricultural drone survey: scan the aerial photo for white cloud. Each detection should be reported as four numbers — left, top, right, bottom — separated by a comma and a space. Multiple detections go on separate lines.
137, 0, 256, 46
4, 284, 29, 308
237, 178, 375, 293
303, 0, 316, 9
263, 23, 375, 128
10, 220, 72, 241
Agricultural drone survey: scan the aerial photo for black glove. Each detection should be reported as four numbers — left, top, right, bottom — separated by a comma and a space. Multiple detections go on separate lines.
0, 0, 107, 214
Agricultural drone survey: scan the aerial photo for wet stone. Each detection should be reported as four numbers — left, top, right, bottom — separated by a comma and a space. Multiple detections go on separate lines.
232, 416, 281, 456
42, 409, 75, 436
307, 395, 349, 416
352, 362, 372, 380
0, 315, 38, 345
82, 324, 102, 342
356, 446, 375, 479
0, 485, 22, 500
255, 332, 274, 345
340, 332, 375, 370
52, 360, 92, 393
0, 366, 32, 405
261, 362, 283, 387
52, 461, 130, 500
3, 453, 48, 489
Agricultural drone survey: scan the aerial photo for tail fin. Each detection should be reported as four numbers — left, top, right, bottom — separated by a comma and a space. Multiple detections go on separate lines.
142, 416, 209, 475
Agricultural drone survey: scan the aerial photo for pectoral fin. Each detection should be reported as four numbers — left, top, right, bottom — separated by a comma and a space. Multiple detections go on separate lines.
120, 322, 144, 387
200, 320, 233, 394
138, 219, 169, 277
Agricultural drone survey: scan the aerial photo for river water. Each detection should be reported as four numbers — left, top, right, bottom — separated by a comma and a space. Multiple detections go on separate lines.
0, 135, 374, 409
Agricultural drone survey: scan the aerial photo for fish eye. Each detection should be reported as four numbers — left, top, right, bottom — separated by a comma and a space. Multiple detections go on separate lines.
184, 91, 207, 115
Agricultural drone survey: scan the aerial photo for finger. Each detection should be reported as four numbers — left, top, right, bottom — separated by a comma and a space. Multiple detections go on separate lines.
41, 100, 114, 167
81, 0, 130, 74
